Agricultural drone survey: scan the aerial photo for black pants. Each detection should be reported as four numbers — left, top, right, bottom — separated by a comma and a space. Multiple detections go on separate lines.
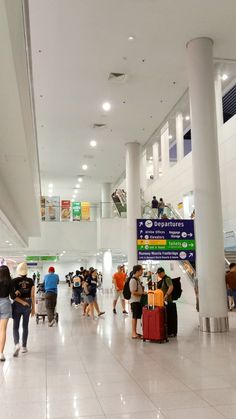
45, 292, 57, 322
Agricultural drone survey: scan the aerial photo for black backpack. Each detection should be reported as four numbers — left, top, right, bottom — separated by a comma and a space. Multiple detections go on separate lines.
123, 271, 134, 300
159, 276, 182, 300
171, 277, 182, 300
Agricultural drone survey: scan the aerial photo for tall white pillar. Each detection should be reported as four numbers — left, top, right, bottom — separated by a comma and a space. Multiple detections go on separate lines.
102, 250, 113, 289
101, 183, 112, 218
126, 142, 141, 273
187, 37, 228, 332
161, 124, 170, 174
152, 142, 159, 180
140, 149, 147, 192
176, 113, 184, 161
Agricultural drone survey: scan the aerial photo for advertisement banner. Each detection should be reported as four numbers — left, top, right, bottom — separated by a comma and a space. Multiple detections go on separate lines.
81, 202, 90, 221
45, 196, 60, 222
72, 202, 81, 221
137, 219, 195, 261
61, 200, 71, 221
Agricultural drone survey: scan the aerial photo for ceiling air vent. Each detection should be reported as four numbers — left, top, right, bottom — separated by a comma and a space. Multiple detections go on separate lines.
108, 72, 127, 83
93, 123, 107, 129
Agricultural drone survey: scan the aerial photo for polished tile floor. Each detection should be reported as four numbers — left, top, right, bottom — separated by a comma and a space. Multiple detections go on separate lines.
1, 284, 236, 418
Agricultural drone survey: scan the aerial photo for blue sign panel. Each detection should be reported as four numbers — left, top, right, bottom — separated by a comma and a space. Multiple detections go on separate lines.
137, 219, 195, 261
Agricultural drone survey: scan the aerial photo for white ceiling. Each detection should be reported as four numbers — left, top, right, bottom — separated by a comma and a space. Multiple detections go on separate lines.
28, 0, 236, 201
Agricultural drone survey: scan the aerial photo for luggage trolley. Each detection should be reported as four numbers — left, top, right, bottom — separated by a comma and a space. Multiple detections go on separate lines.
36, 284, 59, 324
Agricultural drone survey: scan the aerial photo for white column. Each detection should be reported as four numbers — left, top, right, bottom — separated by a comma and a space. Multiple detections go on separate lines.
152, 142, 159, 180
215, 74, 224, 128
161, 124, 170, 174
187, 37, 228, 332
102, 250, 113, 289
101, 183, 111, 218
176, 113, 184, 161
140, 149, 147, 192
126, 142, 141, 273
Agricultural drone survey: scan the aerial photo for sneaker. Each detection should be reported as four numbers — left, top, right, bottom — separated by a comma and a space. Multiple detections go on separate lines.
123, 310, 128, 315
48, 319, 56, 327
21, 347, 28, 353
98, 311, 105, 316
13, 343, 21, 357
0, 353, 5, 362
113, 308, 117, 314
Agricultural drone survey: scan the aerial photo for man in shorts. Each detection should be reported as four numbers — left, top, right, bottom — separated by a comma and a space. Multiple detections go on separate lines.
129, 265, 146, 339
112, 265, 128, 314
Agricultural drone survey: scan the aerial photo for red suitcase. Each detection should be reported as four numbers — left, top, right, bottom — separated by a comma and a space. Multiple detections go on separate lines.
142, 306, 168, 343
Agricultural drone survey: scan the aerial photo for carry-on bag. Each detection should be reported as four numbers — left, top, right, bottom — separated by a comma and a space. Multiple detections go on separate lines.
142, 293, 168, 343
148, 289, 164, 307
166, 302, 178, 337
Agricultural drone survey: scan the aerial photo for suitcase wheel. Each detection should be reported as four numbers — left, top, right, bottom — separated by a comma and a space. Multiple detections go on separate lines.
55, 313, 59, 323
43, 316, 45, 323
143, 339, 146, 342
36, 315, 39, 324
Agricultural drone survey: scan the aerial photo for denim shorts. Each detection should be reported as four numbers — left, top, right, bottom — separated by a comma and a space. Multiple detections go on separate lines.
0, 297, 12, 319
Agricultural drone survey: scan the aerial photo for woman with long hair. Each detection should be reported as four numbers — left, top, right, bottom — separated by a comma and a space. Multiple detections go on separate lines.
0, 265, 14, 361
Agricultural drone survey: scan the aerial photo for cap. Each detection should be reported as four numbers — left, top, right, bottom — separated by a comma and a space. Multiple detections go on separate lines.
48, 266, 55, 273
17, 262, 28, 276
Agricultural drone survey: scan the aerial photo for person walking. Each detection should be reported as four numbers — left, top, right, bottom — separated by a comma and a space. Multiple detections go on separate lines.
44, 266, 59, 327
226, 263, 236, 309
72, 270, 82, 307
84, 269, 105, 319
12, 262, 35, 357
0, 266, 15, 361
129, 265, 146, 339
112, 265, 128, 314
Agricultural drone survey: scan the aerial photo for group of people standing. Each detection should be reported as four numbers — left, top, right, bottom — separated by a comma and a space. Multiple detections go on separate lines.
70, 267, 105, 319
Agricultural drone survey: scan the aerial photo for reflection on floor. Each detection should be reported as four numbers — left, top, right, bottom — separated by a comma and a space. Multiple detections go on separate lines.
1, 284, 236, 418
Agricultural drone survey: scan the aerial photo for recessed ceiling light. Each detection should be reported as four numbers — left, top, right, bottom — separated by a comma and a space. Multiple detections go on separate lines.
169, 135, 173, 139
5, 240, 9, 243
128, 35, 135, 41
72, 199, 75, 202
82, 164, 88, 171
9, 243, 13, 246
185, 115, 190, 121
102, 102, 111, 111
73, 189, 78, 194
90, 140, 97, 147
78, 177, 83, 182
48, 194, 52, 198
48, 183, 53, 188
221, 74, 228, 81
72, 194, 76, 199
75, 184, 80, 188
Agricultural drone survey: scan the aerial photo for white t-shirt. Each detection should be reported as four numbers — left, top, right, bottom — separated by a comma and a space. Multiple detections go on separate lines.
129, 277, 143, 303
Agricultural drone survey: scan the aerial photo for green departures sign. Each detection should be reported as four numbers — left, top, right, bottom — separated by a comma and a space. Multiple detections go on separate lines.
26, 256, 59, 262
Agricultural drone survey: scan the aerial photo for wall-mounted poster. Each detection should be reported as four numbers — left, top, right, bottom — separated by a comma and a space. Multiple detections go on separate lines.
61, 200, 71, 221
41, 196, 46, 221
72, 202, 81, 221
45, 196, 60, 222
81, 202, 90, 221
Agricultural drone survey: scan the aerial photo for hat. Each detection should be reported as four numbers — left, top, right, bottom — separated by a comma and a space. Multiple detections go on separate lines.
48, 266, 55, 273
17, 262, 28, 276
